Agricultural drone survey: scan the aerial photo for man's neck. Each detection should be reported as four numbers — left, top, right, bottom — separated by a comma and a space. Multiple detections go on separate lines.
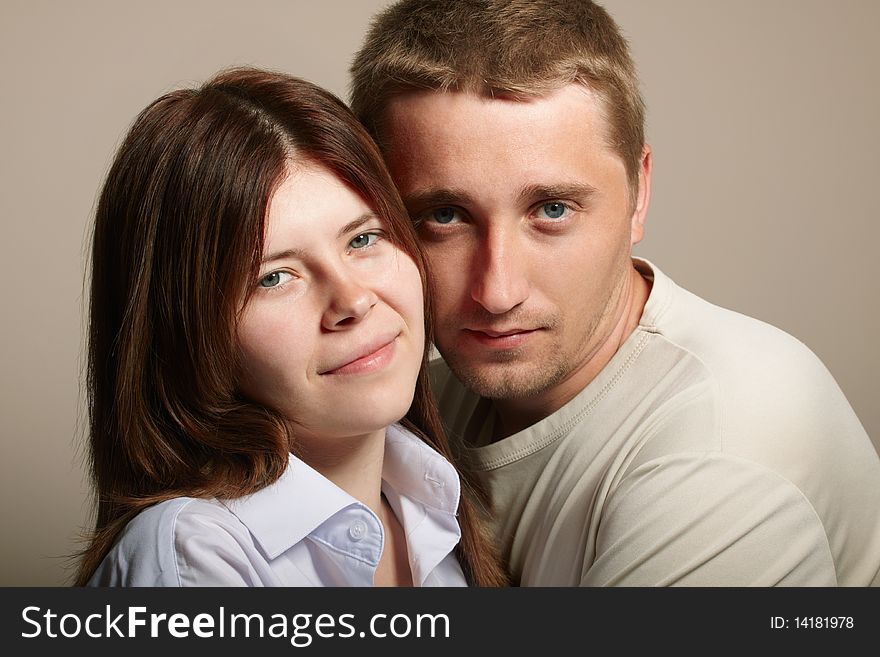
493, 265, 651, 440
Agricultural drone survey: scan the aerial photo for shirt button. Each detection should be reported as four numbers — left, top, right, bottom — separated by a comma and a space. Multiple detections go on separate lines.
348, 520, 367, 542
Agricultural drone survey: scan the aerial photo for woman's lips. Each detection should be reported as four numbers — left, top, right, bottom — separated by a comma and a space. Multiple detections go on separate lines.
320, 334, 399, 375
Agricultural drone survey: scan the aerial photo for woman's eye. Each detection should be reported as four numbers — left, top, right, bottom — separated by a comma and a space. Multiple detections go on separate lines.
258, 271, 293, 288
349, 232, 379, 249
429, 207, 461, 225
536, 202, 569, 220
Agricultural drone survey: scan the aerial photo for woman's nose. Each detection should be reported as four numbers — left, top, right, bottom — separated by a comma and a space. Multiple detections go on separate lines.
321, 273, 378, 330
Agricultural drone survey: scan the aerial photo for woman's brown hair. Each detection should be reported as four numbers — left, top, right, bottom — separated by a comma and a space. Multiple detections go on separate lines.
75, 67, 506, 586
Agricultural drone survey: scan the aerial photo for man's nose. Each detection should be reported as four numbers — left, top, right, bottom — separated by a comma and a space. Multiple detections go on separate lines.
321, 269, 378, 330
469, 226, 529, 315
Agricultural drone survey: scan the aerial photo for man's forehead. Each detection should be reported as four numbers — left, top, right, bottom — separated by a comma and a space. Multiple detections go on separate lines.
381, 83, 610, 146
384, 82, 598, 113
381, 83, 616, 167
379, 81, 630, 212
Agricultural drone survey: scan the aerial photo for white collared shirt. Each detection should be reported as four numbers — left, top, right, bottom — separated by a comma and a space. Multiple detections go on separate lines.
88, 424, 467, 587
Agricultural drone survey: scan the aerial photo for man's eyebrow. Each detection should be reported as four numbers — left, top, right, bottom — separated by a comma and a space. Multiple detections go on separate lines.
401, 185, 598, 211
516, 183, 599, 203
261, 213, 378, 264
401, 188, 477, 209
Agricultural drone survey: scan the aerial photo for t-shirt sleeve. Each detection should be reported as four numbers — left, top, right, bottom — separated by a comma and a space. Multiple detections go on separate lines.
581, 453, 837, 586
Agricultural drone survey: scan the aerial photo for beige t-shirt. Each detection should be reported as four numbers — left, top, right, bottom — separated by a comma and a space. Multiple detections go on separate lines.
432, 259, 880, 586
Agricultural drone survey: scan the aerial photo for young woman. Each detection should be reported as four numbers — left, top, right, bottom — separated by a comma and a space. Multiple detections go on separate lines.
76, 68, 506, 587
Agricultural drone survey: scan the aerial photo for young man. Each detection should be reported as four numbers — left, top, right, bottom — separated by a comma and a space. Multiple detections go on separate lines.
350, 0, 880, 585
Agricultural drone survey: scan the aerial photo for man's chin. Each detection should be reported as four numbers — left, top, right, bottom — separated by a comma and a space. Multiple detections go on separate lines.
444, 358, 565, 401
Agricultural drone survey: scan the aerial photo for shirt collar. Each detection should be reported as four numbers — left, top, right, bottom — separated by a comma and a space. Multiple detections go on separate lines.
382, 423, 460, 516
632, 256, 674, 328
219, 423, 460, 560
381, 424, 462, 585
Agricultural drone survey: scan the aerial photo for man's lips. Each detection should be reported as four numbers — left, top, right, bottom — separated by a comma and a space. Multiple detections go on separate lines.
319, 332, 400, 375
462, 327, 540, 348
471, 328, 534, 338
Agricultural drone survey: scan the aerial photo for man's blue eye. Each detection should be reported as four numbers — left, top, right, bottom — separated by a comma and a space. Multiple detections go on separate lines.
350, 233, 378, 249
540, 202, 568, 219
432, 207, 459, 224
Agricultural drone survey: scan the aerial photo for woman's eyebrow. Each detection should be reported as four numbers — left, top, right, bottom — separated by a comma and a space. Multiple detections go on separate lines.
261, 213, 378, 264
261, 247, 306, 265
336, 212, 377, 239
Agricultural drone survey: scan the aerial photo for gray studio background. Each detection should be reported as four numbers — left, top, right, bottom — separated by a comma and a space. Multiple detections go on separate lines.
2, 0, 877, 585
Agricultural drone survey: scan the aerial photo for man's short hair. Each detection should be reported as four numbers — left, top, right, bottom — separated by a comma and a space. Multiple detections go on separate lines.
350, 0, 646, 199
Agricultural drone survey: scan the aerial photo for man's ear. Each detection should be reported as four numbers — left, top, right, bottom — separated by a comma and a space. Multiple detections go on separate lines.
630, 144, 652, 245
